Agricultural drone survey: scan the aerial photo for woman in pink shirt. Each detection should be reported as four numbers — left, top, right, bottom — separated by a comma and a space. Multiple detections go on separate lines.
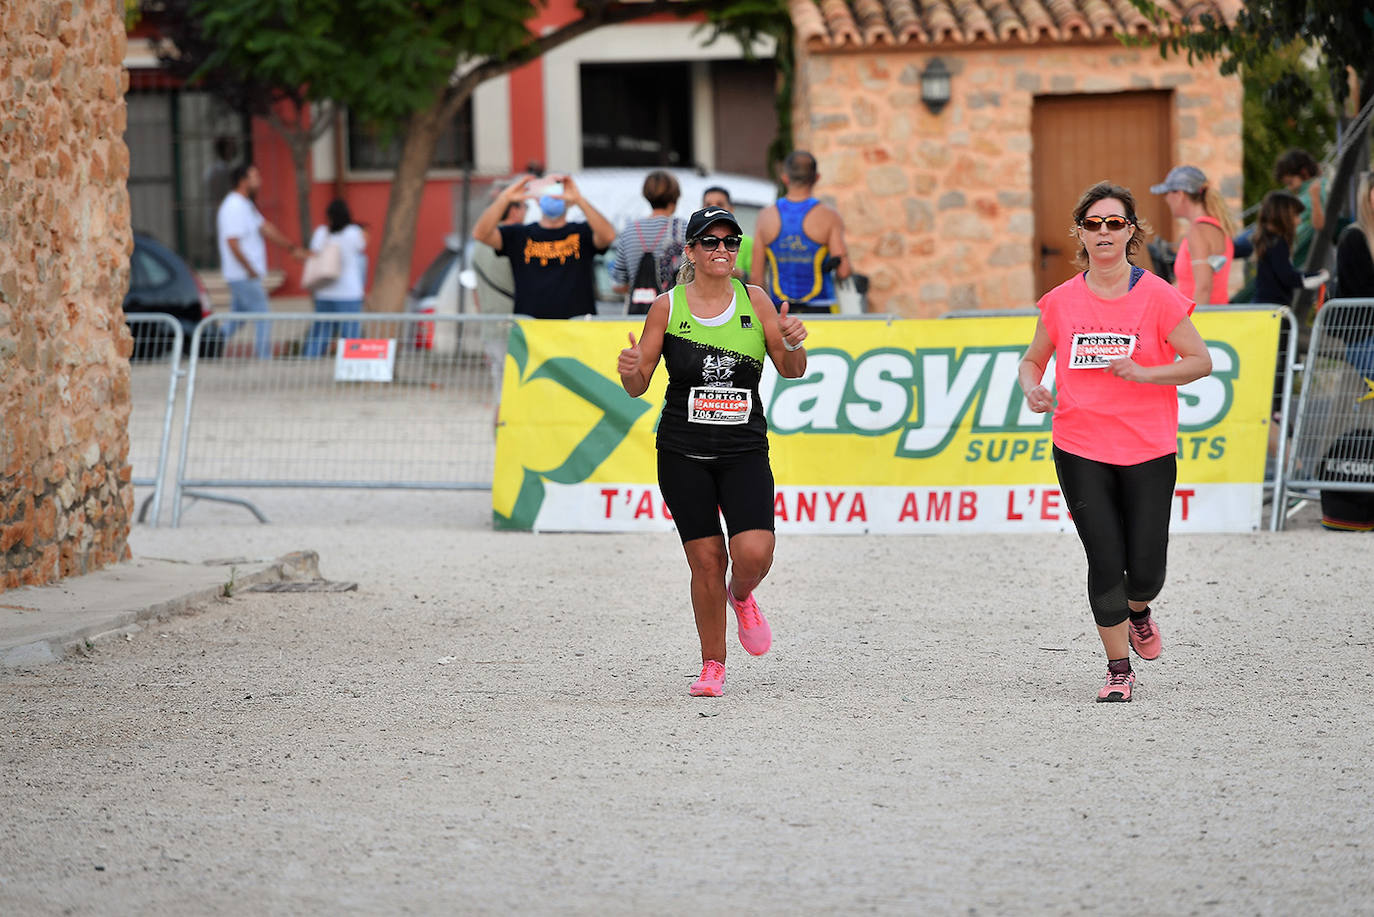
1151, 165, 1237, 305
1018, 181, 1212, 703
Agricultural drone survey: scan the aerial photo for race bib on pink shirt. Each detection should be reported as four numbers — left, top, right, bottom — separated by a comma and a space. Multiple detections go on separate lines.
1067, 332, 1136, 368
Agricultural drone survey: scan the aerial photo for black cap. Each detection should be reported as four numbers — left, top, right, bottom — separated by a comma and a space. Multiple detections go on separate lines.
685, 207, 742, 241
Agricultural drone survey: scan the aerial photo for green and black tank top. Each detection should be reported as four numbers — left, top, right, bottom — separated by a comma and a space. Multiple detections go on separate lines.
656, 278, 769, 457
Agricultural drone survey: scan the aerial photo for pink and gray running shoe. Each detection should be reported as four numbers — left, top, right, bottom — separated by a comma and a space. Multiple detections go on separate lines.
690, 660, 726, 697
1128, 612, 1163, 660
728, 590, 771, 656
1096, 669, 1136, 703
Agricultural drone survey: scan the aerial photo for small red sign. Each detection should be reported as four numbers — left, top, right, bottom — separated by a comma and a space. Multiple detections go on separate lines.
343, 339, 391, 360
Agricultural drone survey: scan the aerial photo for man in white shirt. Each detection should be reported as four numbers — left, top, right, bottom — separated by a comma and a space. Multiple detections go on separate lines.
216, 163, 303, 358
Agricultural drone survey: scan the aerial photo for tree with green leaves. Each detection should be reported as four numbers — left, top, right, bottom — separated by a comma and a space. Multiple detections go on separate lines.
1238, 40, 1336, 214
174, 0, 789, 311
1133, 0, 1374, 321
154, 0, 344, 246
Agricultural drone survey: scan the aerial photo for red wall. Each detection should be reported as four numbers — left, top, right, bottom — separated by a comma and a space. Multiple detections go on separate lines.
306, 178, 471, 295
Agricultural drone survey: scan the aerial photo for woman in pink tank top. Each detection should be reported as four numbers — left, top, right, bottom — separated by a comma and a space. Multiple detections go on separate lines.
1150, 165, 1237, 305
1018, 181, 1213, 703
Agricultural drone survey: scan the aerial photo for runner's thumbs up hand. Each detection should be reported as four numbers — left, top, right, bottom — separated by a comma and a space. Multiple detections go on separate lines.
778, 301, 807, 351
618, 331, 641, 377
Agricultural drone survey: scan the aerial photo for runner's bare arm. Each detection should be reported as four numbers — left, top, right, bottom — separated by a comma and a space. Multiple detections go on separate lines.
1107, 316, 1212, 385
619, 293, 670, 397
1018, 317, 1055, 413
755, 287, 807, 378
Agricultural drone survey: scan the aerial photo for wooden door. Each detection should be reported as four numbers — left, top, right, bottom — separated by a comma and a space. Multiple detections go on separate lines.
1031, 92, 1173, 297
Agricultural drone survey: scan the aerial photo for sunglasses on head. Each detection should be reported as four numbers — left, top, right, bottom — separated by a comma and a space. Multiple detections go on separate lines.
695, 235, 742, 252
1079, 216, 1132, 232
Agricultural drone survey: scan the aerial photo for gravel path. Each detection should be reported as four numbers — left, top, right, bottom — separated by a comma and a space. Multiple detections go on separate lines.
3, 513, 1372, 914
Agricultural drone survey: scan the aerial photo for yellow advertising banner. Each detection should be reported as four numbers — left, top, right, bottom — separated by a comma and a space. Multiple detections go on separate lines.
494, 310, 1279, 533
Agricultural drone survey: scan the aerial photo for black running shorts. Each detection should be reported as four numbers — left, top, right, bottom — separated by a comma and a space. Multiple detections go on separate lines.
656, 450, 775, 543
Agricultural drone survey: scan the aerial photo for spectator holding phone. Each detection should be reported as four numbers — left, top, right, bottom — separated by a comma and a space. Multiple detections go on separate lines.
472, 173, 615, 319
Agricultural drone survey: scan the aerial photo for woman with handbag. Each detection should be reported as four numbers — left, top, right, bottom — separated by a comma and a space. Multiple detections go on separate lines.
302, 199, 368, 358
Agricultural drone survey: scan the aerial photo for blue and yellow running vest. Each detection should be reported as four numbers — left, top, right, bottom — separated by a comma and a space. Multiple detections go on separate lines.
763, 198, 834, 308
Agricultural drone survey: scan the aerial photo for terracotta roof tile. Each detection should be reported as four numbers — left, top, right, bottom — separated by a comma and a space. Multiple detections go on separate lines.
792, 0, 1236, 48
790, 0, 831, 45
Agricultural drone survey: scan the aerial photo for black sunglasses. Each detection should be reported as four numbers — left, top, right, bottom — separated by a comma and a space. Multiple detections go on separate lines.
695, 235, 742, 252
1079, 216, 1132, 232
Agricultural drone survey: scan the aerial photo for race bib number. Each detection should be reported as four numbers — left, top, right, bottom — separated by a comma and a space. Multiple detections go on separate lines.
631, 287, 657, 306
689, 386, 752, 425
1068, 332, 1136, 368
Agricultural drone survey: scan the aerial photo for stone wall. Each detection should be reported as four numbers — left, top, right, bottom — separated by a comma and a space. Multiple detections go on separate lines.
793, 42, 1243, 317
0, 2, 134, 591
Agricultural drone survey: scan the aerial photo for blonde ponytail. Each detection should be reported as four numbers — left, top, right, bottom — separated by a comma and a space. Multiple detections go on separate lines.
675, 252, 695, 286
1201, 185, 1238, 239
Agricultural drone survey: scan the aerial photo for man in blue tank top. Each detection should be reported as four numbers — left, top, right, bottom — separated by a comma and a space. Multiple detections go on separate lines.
751, 150, 852, 314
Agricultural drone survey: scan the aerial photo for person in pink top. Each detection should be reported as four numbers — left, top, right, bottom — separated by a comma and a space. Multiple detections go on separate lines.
1018, 181, 1213, 703
1151, 165, 1237, 305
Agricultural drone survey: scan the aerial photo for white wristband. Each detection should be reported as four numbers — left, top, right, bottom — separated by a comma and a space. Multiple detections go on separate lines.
783, 337, 805, 352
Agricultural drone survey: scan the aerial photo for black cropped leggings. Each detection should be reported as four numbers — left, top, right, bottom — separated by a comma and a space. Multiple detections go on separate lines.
1053, 446, 1177, 628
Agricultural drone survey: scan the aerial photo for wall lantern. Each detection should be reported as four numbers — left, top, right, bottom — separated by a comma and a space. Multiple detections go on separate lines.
921, 58, 952, 115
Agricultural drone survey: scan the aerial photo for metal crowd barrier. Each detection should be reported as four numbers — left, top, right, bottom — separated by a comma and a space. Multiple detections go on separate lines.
172, 312, 514, 526
1278, 298, 1374, 530
579, 312, 901, 322
125, 314, 184, 527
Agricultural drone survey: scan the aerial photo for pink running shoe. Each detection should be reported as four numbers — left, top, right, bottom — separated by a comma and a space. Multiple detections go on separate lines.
1096, 669, 1136, 703
728, 590, 771, 656
1128, 612, 1163, 661
690, 660, 726, 697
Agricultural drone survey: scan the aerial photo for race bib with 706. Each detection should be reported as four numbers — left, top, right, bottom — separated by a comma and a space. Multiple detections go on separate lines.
688, 386, 752, 424
1067, 332, 1136, 368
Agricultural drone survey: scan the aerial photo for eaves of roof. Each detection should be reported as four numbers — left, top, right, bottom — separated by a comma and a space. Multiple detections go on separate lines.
789, 0, 1241, 49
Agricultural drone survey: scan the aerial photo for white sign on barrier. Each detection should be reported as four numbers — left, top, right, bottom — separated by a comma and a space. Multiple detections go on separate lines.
334, 339, 396, 382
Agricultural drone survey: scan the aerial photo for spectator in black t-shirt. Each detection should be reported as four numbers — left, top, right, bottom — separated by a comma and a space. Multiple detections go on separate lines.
472, 173, 616, 319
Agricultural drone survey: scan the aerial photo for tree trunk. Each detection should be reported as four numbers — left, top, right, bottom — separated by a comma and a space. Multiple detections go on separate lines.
367, 101, 449, 312
263, 101, 329, 249
1292, 67, 1374, 325
289, 135, 313, 247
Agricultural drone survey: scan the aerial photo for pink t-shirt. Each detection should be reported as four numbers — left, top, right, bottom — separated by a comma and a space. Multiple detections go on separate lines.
1037, 270, 1195, 465
1173, 215, 1233, 305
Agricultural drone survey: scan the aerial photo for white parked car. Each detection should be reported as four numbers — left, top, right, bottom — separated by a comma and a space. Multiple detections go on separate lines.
406, 167, 779, 353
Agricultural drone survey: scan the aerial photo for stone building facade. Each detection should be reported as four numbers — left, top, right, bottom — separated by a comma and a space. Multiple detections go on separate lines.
787, 0, 1243, 317
1, 2, 135, 591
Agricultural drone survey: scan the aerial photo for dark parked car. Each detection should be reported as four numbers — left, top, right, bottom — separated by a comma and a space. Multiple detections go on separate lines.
124, 232, 222, 359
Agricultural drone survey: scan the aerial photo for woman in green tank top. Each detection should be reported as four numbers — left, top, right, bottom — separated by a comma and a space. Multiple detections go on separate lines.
617, 207, 811, 697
